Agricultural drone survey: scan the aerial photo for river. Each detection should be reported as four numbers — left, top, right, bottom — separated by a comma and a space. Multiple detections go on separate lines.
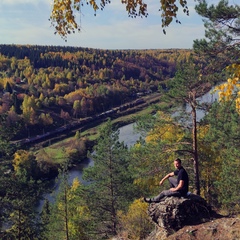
64, 123, 141, 184
37, 88, 219, 211
36, 122, 142, 211
69, 122, 142, 181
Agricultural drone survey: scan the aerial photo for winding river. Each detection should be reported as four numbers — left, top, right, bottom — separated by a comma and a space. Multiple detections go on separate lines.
37, 88, 219, 211
36, 122, 142, 211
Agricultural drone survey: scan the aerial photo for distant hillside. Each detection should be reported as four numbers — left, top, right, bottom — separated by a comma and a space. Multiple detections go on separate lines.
0, 44, 192, 142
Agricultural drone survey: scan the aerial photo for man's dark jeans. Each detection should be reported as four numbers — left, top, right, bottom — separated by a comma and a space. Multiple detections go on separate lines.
151, 177, 181, 202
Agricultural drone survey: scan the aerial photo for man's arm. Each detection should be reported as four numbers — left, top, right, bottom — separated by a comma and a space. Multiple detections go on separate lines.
170, 180, 184, 192
159, 172, 174, 185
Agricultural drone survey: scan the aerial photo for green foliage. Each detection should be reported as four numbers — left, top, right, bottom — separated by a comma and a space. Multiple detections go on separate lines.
194, 0, 239, 85
190, 0, 240, 206
203, 101, 239, 154
40, 199, 51, 237
75, 130, 81, 139
166, 57, 209, 107
195, 0, 240, 33
0, 134, 12, 158
201, 101, 240, 212
0, 2, 239, 232
216, 154, 240, 213
83, 120, 136, 238
0, 175, 43, 239
0, 113, 19, 158
44, 167, 92, 240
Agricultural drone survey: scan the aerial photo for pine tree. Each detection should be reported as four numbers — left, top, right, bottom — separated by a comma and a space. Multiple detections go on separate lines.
0, 113, 17, 158
162, 58, 210, 195
83, 119, 134, 238
193, 0, 239, 89
45, 165, 91, 240
1, 176, 42, 239
203, 100, 240, 212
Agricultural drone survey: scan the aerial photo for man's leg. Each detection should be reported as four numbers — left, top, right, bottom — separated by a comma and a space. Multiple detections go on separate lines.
169, 177, 178, 188
150, 190, 181, 202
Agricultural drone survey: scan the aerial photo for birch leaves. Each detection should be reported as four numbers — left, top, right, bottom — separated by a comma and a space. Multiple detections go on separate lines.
50, 0, 189, 40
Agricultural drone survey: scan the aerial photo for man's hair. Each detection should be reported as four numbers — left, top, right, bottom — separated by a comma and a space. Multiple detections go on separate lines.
174, 158, 181, 164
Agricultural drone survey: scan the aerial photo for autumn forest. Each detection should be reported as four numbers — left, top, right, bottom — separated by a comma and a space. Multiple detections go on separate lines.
0, 1, 239, 238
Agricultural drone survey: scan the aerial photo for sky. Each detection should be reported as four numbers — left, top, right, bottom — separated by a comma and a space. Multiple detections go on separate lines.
0, 0, 210, 50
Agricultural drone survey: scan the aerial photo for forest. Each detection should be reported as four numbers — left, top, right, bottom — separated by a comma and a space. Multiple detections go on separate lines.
0, 0, 239, 239
0, 44, 192, 139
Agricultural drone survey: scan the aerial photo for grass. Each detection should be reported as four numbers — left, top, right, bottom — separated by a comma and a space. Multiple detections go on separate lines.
35, 145, 69, 164
35, 136, 79, 164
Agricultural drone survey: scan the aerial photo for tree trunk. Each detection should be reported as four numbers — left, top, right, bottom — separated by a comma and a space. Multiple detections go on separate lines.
64, 187, 69, 240
18, 209, 21, 240
192, 106, 200, 195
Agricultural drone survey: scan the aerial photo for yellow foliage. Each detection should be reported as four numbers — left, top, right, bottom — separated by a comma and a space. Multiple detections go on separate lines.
67, 177, 82, 201
197, 124, 209, 139
215, 64, 240, 113
71, 177, 80, 191
145, 111, 184, 143
131, 111, 183, 192
133, 176, 160, 193
12, 150, 32, 175
50, 0, 188, 40
1, 78, 14, 89
118, 199, 153, 240
68, 205, 91, 237
55, 177, 91, 238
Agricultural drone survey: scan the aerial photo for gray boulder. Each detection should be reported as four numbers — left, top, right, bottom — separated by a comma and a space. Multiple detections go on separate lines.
147, 194, 215, 237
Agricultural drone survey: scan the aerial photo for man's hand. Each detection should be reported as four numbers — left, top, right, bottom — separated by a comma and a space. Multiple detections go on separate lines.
170, 188, 176, 191
159, 180, 164, 185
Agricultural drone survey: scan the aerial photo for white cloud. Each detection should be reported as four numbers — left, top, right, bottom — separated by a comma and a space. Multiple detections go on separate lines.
1, 0, 50, 5
60, 15, 205, 49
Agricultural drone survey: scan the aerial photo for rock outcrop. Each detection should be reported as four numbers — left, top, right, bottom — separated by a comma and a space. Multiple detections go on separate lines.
146, 193, 218, 239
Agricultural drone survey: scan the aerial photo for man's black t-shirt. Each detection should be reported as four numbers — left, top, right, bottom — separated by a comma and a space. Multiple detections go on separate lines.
174, 166, 189, 196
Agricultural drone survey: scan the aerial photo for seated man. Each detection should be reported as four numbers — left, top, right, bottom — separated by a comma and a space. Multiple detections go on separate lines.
144, 158, 189, 203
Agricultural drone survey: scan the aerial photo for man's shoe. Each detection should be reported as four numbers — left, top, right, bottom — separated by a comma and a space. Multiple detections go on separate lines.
144, 197, 152, 203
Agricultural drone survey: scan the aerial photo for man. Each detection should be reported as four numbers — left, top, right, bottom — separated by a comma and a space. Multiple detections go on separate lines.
144, 158, 189, 203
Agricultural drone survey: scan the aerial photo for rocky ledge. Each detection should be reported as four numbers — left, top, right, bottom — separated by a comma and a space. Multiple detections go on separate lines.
146, 193, 223, 239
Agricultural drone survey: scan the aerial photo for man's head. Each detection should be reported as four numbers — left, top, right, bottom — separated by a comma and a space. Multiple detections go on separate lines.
174, 158, 182, 169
